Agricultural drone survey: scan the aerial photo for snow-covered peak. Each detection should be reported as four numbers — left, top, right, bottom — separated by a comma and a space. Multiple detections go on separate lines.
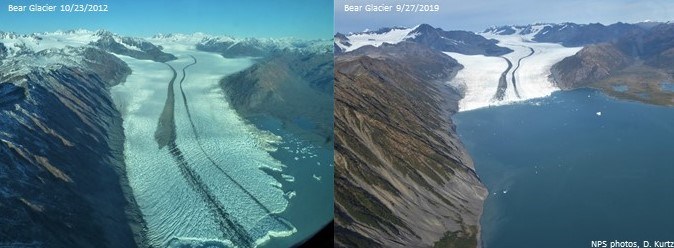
43, 29, 96, 36
0, 29, 102, 58
337, 25, 419, 52
150, 32, 331, 49
151, 32, 226, 44
483, 23, 556, 38
634, 20, 667, 29
0, 46, 88, 76
149, 32, 332, 55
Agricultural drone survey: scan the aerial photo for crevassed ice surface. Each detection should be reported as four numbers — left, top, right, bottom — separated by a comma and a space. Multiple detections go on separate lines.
111, 47, 294, 247
444, 52, 507, 111
447, 31, 581, 112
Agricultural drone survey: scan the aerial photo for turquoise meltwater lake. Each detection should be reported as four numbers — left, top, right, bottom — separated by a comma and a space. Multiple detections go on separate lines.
454, 89, 674, 248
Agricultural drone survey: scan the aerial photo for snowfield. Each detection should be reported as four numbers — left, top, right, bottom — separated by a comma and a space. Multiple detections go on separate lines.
447, 27, 582, 112
338, 26, 418, 52
0, 30, 98, 56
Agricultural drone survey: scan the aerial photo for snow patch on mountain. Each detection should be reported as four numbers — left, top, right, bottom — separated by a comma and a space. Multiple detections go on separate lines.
338, 26, 419, 52
0, 30, 98, 57
484, 23, 556, 38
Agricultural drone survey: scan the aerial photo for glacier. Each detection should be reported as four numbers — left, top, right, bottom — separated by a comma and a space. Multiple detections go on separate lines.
111, 41, 295, 247
447, 27, 582, 112
1, 29, 330, 247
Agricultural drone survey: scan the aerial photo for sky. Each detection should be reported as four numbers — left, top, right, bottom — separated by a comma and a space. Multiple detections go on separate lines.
335, 0, 674, 33
0, 0, 333, 39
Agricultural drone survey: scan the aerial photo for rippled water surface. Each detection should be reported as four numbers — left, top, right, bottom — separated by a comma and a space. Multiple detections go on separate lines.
455, 89, 674, 248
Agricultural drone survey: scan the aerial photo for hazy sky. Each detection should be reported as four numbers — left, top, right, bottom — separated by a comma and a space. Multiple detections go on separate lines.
1, 0, 333, 39
335, 0, 674, 33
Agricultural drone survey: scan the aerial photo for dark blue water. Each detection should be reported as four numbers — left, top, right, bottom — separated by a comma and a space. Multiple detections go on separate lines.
250, 115, 334, 248
454, 89, 674, 248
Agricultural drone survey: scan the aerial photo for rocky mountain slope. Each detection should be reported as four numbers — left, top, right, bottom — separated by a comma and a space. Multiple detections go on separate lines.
202, 35, 334, 147
550, 43, 634, 88
407, 24, 511, 56
550, 22, 674, 105
0, 45, 146, 247
334, 42, 487, 247
219, 49, 334, 143
92, 30, 177, 62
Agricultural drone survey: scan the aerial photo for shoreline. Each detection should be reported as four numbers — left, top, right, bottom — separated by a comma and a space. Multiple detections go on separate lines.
574, 86, 674, 108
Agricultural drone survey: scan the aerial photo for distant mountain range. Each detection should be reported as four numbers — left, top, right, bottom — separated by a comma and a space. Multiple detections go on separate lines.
335, 24, 511, 55
197, 35, 332, 58
484, 22, 649, 46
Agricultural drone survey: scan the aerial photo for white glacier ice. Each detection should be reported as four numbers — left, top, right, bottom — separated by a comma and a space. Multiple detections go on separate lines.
446, 28, 582, 112
444, 52, 508, 111
111, 41, 295, 247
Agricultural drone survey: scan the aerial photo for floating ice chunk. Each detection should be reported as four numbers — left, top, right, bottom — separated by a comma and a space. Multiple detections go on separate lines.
502, 190, 508, 194
596, 111, 602, 116
312, 174, 322, 181
167, 237, 234, 248
281, 174, 295, 182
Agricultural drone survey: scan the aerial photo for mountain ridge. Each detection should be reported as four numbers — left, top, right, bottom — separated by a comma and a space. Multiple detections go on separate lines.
0, 44, 146, 247
334, 42, 487, 247
550, 22, 674, 106
335, 23, 511, 56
